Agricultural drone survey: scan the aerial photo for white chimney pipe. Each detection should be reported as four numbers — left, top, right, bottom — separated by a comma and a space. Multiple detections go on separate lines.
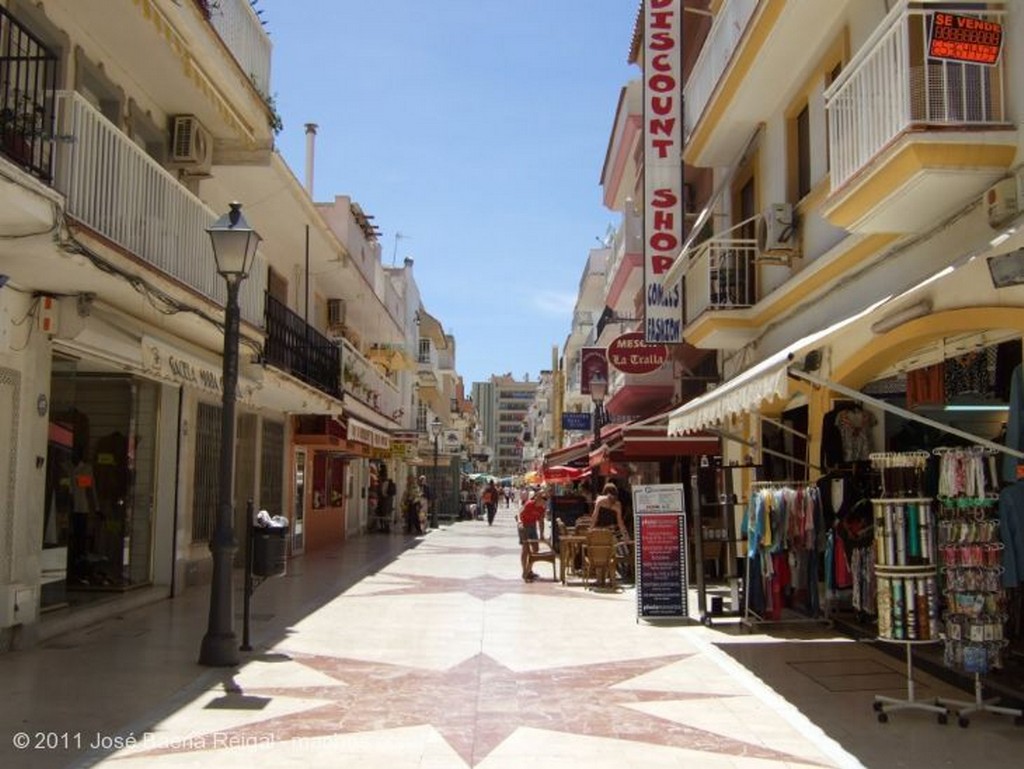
304, 123, 318, 198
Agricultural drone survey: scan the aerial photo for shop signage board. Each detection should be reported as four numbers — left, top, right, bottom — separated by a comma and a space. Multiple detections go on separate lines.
928, 12, 1002, 65
642, 0, 683, 344
608, 332, 669, 375
562, 412, 592, 431
632, 483, 688, 620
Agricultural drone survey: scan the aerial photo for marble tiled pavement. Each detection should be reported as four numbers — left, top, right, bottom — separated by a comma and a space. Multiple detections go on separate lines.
1, 506, 1021, 768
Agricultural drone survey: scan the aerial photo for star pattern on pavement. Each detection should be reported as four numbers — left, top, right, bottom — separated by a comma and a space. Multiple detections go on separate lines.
131, 653, 825, 767
367, 572, 595, 601
415, 543, 520, 557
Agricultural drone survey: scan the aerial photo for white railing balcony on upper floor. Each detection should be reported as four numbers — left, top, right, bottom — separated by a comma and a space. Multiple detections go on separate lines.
684, 236, 757, 322
208, 0, 272, 97
340, 337, 401, 418
604, 210, 642, 295
826, 1, 1009, 193
683, 0, 758, 141
52, 91, 266, 326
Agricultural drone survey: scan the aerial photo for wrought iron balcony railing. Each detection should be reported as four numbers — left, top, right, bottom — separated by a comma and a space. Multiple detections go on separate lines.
0, 6, 58, 180
263, 294, 341, 399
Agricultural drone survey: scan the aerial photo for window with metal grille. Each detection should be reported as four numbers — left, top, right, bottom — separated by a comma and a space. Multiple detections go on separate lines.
191, 401, 222, 542
260, 419, 285, 515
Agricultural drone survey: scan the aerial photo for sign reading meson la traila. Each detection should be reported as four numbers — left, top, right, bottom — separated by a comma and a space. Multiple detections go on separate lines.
608, 332, 669, 375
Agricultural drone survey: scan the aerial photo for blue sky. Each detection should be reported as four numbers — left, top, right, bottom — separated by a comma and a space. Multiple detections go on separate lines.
261, 0, 640, 386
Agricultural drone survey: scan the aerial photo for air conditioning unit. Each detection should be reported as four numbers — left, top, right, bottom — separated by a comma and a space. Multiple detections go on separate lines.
756, 203, 797, 257
327, 297, 347, 329
986, 176, 1020, 228
170, 115, 213, 171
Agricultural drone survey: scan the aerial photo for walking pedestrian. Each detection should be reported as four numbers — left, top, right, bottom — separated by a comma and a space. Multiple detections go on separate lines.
482, 480, 499, 526
402, 476, 423, 535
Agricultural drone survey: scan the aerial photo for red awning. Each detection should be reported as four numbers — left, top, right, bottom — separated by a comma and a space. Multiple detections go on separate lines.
603, 408, 719, 461
544, 438, 591, 467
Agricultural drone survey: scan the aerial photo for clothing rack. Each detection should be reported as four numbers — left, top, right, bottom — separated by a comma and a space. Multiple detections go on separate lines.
742, 480, 831, 629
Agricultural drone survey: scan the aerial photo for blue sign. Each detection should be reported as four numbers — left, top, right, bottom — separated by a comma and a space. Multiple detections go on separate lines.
562, 412, 592, 431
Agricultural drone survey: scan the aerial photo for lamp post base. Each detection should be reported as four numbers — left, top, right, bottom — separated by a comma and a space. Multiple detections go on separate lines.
199, 632, 240, 667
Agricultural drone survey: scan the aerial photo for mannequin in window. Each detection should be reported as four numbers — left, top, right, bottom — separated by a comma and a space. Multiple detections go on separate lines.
835, 404, 876, 462
68, 450, 97, 582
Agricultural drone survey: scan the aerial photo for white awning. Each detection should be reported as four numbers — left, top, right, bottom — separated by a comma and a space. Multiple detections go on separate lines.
667, 353, 791, 434
668, 300, 885, 435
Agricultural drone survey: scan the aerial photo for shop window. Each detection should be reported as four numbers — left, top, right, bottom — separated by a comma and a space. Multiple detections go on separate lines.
329, 455, 345, 507
46, 364, 159, 592
311, 451, 346, 509
312, 452, 327, 509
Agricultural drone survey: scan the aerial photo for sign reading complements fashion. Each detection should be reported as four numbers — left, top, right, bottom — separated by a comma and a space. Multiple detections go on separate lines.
928, 12, 1002, 65
633, 484, 688, 620
643, 0, 682, 345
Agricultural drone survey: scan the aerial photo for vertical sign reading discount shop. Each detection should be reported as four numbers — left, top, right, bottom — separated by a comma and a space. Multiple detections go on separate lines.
642, 0, 682, 344
633, 484, 688, 620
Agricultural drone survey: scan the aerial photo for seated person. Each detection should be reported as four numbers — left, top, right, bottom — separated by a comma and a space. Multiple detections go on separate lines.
590, 482, 628, 538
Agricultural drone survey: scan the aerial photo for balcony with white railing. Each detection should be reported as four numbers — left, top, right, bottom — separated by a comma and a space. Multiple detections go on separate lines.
53, 91, 266, 326
824, 1, 1014, 233
207, 0, 272, 98
683, 0, 758, 143
340, 337, 402, 419
604, 210, 642, 296
682, 235, 757, 349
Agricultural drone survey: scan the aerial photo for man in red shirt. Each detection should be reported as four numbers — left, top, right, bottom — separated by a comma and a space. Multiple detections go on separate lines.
518, 489, 548, 581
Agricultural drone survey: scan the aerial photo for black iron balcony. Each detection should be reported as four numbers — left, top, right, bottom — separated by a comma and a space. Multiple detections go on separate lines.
0, 6, 58, 181
263, 293, 341, 399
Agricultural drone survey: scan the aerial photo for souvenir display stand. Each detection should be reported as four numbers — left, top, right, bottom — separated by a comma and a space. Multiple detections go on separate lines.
869, 453, 947, 723
871, 501, 948, 723
931, 447, 1024, 728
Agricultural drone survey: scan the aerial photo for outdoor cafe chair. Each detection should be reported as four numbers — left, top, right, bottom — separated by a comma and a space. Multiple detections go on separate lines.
583, 528, 617, 589
526, 535, 558, 581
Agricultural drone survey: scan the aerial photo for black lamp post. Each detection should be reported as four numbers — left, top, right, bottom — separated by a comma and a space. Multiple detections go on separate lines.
199, 202, 261, 667
429, 416, 442, 528
589, 373, 607, 495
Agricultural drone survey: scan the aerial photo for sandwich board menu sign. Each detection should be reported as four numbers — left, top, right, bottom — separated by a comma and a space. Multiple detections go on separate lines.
633, 484, 688, 620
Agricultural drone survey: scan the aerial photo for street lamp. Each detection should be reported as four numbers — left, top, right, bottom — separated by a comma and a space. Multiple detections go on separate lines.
430, 416, 442, 528
589, 373, 607, 495
199, 202, 261, 667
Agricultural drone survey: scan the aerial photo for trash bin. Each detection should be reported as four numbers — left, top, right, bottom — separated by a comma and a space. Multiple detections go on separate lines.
252, 525, 288, 577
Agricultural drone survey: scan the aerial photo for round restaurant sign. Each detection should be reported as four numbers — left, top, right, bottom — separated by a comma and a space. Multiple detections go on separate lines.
607, 332, 669, 375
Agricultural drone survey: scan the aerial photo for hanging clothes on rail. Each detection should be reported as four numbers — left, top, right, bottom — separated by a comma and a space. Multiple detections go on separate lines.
742, 482, 824, 620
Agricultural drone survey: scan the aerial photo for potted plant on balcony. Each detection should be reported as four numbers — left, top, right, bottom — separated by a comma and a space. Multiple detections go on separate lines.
0, 92, 48, 166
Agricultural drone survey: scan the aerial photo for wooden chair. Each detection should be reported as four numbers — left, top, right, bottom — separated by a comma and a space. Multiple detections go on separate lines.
526, 536, 558, 581
556, 518, 584, 584
583, 528, 617, 589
